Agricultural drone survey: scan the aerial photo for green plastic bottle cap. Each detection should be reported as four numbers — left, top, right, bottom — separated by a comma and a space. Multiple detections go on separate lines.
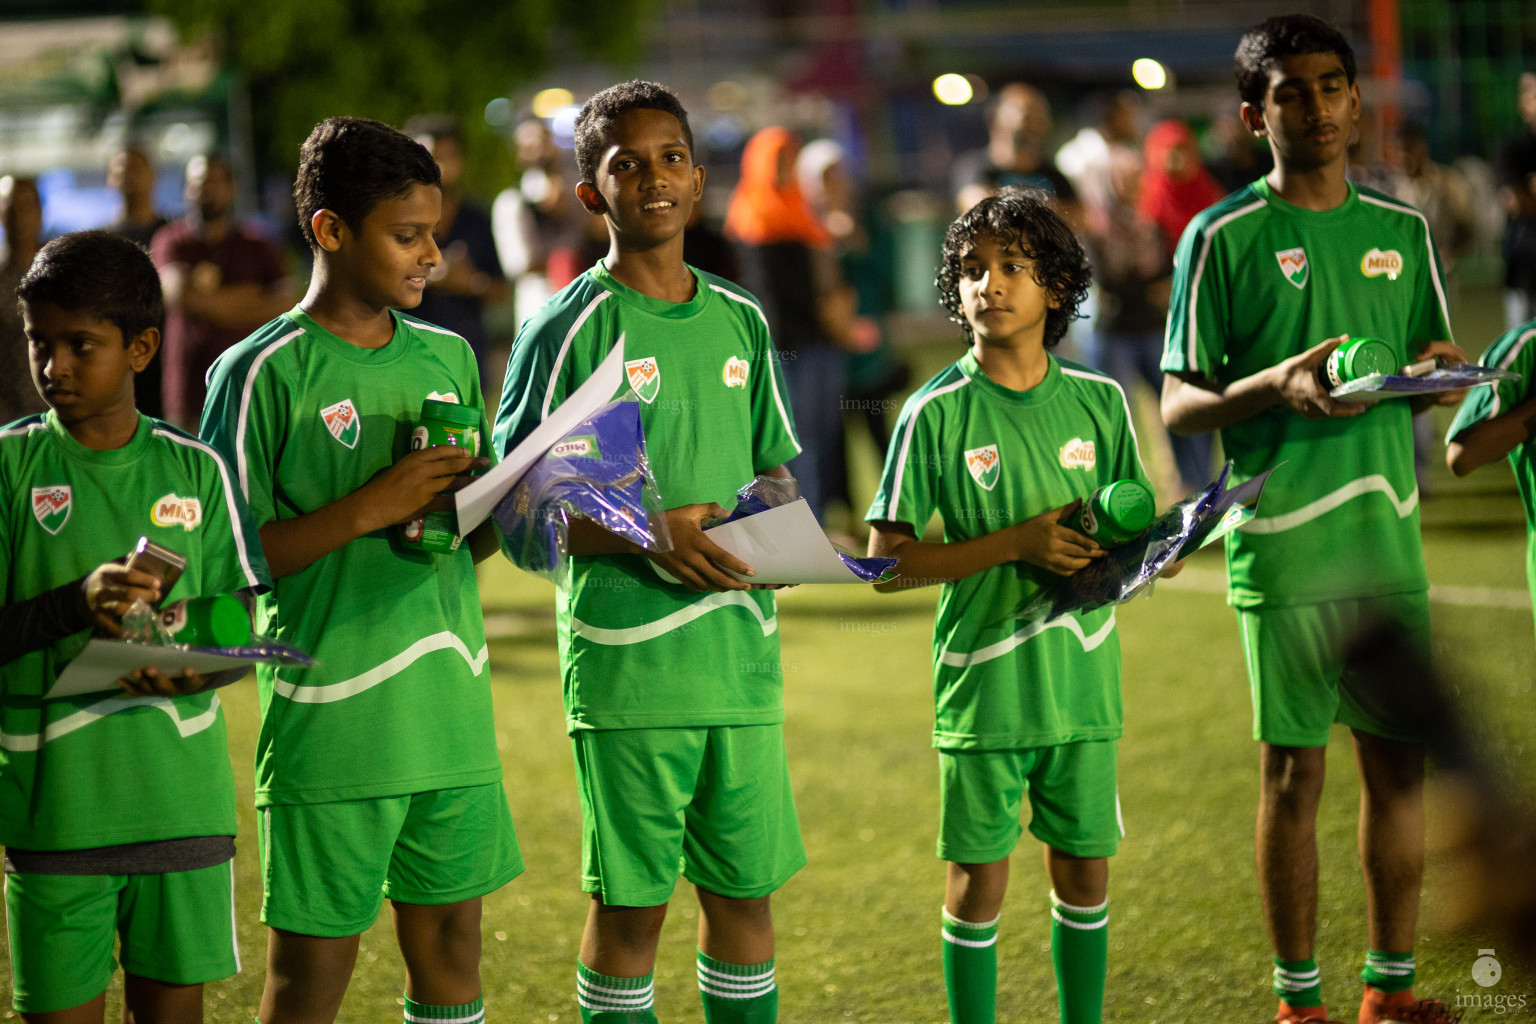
1340, 336, 1396, 379
1099, 480, 1154, 535
204, 595, 252, 646
420, 399, 478, 427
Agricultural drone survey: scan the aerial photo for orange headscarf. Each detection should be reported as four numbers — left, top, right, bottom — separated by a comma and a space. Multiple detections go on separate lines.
724, 127, 833, 248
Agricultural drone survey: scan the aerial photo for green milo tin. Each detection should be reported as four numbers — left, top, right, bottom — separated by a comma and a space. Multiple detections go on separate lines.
1320, 336, 1396, 389
1067, 480, 1155, 545
158, 594, 251, 647
400, 400, 482, 555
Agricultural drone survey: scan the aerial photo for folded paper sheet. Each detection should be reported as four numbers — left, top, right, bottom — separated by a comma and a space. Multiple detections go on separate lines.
49, 640, 257, 699
658, 498, 894, 585
1330, 364, 1520, 403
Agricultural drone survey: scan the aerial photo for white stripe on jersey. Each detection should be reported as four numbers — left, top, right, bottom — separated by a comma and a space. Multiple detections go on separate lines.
0, 692, 221, 751
272, 630, 488, 704
234, 329, 302, 499
1181, 198, 1267, 372
877, 376, 970, 524
541, 292, 611, 420
0, 419, 47, 441
1485, 327, 1536, 421
152, 428, 262, 590
1358, 192, 1454, 342
228, 859, 241, 973
1241, 472, 1418, 535
1060, 366, 1150, 483
708, 283, 802, 456
938, 609, 1116, 668
571, 589, 777, 646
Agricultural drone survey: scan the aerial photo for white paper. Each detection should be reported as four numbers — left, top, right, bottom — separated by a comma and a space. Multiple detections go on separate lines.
455, 335, 627, 535
49, 639, 256, 699
657, 499, 878, 585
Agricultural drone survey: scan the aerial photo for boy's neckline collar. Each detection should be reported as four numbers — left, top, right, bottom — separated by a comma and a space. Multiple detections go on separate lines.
47, 408, 152, 464
287, 305, 411, 364
1253, 176, 1358, 219
959, 349, 1062, 405
591, 259, 711, 319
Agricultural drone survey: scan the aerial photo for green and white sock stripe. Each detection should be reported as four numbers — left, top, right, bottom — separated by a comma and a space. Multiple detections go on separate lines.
1272, 957, 1323, 1003
942, 907, 1000, 947
696, 951, 776, 1000
1049, 891, 1109, 931
402, 994, 485, 1024
1361, 950, 1416, 993
577, 963, 656, 1013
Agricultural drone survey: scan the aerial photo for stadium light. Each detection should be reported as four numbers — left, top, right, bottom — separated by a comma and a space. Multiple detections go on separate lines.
933, 73, 974, 106
531, 88, 575, 120
1132, 58, 1168, 90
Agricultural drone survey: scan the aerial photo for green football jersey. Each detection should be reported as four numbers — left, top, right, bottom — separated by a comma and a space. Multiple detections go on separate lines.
1161, 179, 1451, 607
202, 307, 501, 807
0, 412, 267, 850
494, 261, 802, 732
865, 352, 1151, 750
1446, 319, 1536, 604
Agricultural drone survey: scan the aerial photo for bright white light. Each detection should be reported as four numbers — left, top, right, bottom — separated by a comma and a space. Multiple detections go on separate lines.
549, 105, 581, 143
933, 73, 974, 106
532, 88, 575, 120
1132, 58, 1168, 90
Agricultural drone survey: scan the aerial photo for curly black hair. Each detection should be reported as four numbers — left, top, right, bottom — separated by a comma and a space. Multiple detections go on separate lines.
936, 186, 1091, 349
18, 230, 164, 342
294, 116, 441, 251
1235, 15, 1355, 108
574, 80, 694, 185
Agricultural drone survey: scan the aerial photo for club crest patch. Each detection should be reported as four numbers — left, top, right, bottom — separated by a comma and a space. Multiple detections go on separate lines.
32, 486, 71, 534
965, 445, 1000, 491
1275, 247, 1309, 289
1360, 247, 1403, 280
625, 358, 660, 404
1059, 438, 1097, 470
151, 493, 203, 531
320, 399, 360, 448
722, 356, 749, 389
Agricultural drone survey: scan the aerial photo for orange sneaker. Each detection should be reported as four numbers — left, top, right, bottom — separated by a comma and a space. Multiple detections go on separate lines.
1358, 986, 1462, 1024
1274, 1000, 1347, 1023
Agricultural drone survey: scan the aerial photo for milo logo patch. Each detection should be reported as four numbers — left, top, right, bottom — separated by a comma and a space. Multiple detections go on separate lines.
722, 356, 749, 389
1360, 247, 1403, 280
1060, 438, 1097, 470
551, 434, 601, 459
321, 399, 360, 449
151, 493, 203, 531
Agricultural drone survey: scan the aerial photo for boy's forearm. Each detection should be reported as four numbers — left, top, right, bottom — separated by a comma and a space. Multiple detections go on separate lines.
259, 489, 382, 579
1161, 369, 1281, 435
872, 530, 1019, 591
0, 578, 92, 665
1446, 395, 1536, 476
565, 516, 642, 557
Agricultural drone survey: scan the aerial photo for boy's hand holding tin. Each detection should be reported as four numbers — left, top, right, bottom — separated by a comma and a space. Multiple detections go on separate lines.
361, 445, 490, 529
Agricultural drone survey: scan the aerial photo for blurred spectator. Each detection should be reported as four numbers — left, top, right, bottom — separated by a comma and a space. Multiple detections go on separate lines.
1497, 71, 1536, 330
152, 153, 293, 427
1, 175, 48, 423
1137, 120, 1224, 255
407, 115, 508, 388
1084, 148, 1212, 491
1207, 106, 1273, 193
107, 145, 169, 417
728, 127, 863, 524
492, 116, 585, 327
952, 83, 1081, 227
1057, 90, 1142, 231
1385, 123, 1476, 276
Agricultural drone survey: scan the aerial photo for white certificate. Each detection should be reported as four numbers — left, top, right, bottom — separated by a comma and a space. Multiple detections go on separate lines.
49, 639, 255, 699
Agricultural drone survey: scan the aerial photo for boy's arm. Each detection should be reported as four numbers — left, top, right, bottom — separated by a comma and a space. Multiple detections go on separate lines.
868, 502, 1102, 594
1161, 334, 1367, 435
1447, 394, 1536, 475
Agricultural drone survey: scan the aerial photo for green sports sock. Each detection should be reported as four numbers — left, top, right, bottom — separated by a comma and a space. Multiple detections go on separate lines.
942, 906, 998, 1024
1273, 956, 1324, 1008
1050, 891, 1108, 1024
1361, 950, 1415, 994
403, 994, 484, 1023
697, 950, 777, 1024
577, 962, 658, 1023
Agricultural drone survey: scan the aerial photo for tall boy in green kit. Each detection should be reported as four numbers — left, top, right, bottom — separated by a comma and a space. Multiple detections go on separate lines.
202, 117, 520, 1024
1158, 15, 1465, 1024
495, 81, 803, 1023
867, 187, 1150, 1024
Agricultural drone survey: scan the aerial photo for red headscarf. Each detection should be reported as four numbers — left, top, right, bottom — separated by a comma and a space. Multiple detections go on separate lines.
724, 127, 833, 248
1137, 119, 1225, 252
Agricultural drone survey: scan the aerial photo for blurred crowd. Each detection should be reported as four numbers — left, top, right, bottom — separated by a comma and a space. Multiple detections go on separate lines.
6, 70, 1536, 526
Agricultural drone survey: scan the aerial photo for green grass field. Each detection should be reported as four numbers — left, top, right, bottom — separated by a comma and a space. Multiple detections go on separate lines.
5, 308, 1536, 1022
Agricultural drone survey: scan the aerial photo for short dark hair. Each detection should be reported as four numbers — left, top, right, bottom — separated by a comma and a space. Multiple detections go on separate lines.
17, 230, 164, 341
574, 80, 694, 185
937, 186, 1091, 350
1235, 15, 1356, 107
294, 116, 441, 250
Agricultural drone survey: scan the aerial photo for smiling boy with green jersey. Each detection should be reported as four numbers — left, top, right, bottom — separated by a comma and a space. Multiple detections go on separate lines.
495, 81, 802, 1024
869, 188, 1149, 1024
1, 231, 268, 1020
201, 117, 517, 1024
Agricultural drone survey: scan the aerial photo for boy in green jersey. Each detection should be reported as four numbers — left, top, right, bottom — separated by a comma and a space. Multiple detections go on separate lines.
1, 231, 269, 1021
867, 187, 1150, 1024
1158, 16, 1466, 1024
494, 81, 803, 1024
1446, 318, 1536, 637
201, 118, 518, 1024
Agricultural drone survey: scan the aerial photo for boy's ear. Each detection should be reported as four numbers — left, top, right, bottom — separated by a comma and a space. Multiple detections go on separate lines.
127, 327, 160, 373
311, 209, 347, 252
575, 181, 607, 216
1239, 102, 1267, 138
691, 163, 705, 202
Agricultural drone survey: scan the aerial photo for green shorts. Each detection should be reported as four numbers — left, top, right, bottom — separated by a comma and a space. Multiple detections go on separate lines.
4, 860, 238, 1014
1237, 591, 1431, 747
573, 725, 806, 907
938, 740, 1123, 863
258, 782, 522, 937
